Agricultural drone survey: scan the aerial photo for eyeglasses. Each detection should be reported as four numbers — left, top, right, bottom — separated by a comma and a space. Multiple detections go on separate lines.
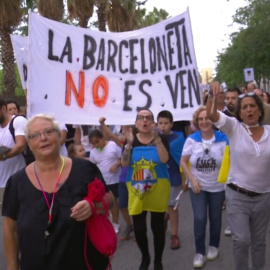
239, 92, 255, 99
136, 115, 154, 121
28, 128, 57, 141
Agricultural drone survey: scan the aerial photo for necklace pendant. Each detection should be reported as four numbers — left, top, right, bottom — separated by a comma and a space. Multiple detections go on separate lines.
45, 230, 50, 239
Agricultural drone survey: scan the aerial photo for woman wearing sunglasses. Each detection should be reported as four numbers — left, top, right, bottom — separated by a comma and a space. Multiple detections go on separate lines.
207, 82, 270, 270
180, 106, 228, 268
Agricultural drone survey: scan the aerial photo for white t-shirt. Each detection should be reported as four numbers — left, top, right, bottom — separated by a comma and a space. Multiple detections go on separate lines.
0, 116, 27, 188
89, 141, 122, 185
73, 125, 99, 153
182, 134, 226, 192
214, 112, 270, 193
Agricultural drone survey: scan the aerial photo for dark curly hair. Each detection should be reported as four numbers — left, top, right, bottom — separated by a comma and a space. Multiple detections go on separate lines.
235, 94, 264, 123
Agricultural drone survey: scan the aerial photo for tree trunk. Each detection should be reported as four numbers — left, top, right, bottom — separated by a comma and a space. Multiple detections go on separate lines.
0, 28, 17, 100
96, 0, 107, 32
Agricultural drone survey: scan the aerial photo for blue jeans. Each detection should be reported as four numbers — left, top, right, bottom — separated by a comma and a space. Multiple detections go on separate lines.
189, 189, 225, 255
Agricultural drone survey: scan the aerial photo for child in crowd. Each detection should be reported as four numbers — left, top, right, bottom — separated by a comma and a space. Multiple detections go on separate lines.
67, 143, 87, 159
157, 110, 185, 250
99, 117, 135, 240
89, 129, 122, 234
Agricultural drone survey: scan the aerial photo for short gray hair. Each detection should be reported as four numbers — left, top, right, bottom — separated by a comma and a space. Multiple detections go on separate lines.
24, 114, 61, 140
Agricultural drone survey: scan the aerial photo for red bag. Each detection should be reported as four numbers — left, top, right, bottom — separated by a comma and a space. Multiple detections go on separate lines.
84, 178, 117, 269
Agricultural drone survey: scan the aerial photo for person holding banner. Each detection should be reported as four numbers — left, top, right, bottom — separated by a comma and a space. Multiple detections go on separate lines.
2, 114, 113, 270
121, 109, 170, 270
180, 106, 227, 268
207, 82, 270, 270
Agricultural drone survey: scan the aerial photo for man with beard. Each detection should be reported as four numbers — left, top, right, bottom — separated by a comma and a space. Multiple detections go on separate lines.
0, 98, 27, 207
223, 87, 241, 117
254, 88, 270, 125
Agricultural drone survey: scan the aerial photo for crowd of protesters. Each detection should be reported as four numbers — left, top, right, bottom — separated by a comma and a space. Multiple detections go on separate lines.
1, 80, 270, 270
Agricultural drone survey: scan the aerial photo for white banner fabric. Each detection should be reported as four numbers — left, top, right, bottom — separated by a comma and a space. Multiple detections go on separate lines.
27, 10, 201, 125
10, 35, 28, 90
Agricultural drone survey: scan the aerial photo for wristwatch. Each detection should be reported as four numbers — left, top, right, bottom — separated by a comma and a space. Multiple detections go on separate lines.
2, 154, 7, 161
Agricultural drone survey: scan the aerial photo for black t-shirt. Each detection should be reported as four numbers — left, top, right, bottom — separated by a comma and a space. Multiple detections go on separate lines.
2, 158, 109, 270
132, 134, 169, 152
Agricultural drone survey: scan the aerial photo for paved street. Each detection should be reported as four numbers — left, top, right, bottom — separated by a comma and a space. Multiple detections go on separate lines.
1, 191, 270, 270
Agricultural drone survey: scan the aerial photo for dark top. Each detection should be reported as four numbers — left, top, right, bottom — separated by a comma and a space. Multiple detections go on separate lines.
132, 134, 169, 151
2, 158, 109, 270
172, 120, 190, 136
167, 133, 182, 186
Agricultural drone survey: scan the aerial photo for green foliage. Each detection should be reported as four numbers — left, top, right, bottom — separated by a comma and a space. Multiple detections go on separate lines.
135, 7, 169, 29
0, 66, 25, 96
215, 0, 270, 87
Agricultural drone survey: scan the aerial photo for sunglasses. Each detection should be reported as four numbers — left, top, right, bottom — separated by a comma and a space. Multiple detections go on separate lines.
239, 92, 255, 99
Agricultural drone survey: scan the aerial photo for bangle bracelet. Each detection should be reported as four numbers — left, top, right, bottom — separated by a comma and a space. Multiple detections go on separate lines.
125, 145, 132, 151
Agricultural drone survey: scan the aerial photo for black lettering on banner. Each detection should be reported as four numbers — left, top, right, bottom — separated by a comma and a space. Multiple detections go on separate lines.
165, 74, 178, 108
165, 67, 201, 109
165, 19, 185, 68
137, 80, 152, 111
83, 35, 97, 70
140, 39, 148, 74
123, 80, 135, 111
156, 36, 168, 72
179, 70, 188, 109
188, 69, 201, 106
107, 40, 117, 72
166, 31, 176, 70
182, 26, 192, 65
96, 38, 105, 71
23, 64, 27, 82
48, 29, 59, 61
129, 39, 139, 74
149, 38, 156, 74
59, 37, 72, 63
119, 40, 128, 74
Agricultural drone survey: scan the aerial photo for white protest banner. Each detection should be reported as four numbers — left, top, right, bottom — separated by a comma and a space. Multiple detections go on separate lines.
10, 35, 28, 90
28, 10, 201, 125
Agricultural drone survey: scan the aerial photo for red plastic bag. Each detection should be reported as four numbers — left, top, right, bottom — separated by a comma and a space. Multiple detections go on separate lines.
84, 179, 117, 269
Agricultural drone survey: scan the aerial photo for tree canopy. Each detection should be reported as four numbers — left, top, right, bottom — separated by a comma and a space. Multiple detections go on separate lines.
215, 0, 270, 88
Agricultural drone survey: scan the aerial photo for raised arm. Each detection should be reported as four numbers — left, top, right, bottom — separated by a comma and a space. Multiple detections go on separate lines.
99, 117, 122, 147
121, 127, 134, 167
206, 81, 221, 123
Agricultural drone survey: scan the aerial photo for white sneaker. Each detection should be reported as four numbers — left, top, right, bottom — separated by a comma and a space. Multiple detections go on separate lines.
207, 246, 219, 261
113, 223, 120, 234
193, 253, 206, 268
224, 226, 232, 236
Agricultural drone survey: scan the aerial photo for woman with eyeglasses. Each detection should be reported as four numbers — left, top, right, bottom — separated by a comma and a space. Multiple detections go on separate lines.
2, 114, 114, 270
207, 82, 270, 270
180, 106, 228, 268
121, 109, 170, 270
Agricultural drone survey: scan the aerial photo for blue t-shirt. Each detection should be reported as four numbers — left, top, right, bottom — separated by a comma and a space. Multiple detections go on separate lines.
167, 132, 184, 186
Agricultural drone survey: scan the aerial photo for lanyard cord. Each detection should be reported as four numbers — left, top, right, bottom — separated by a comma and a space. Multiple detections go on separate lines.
34, 156, 65, 223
